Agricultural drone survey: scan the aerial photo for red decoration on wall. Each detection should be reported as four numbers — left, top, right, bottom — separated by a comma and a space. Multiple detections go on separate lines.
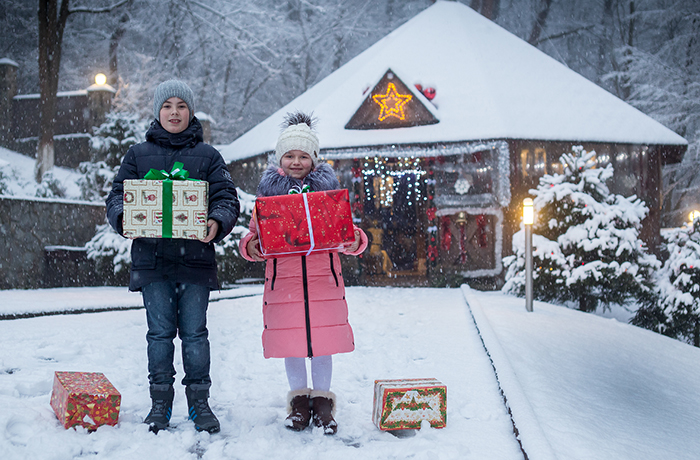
423, 87, 436, 100
414, 83, 423, 92
440, 216, 452, 252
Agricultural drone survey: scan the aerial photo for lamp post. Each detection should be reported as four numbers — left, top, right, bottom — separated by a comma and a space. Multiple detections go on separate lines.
94, 73, 107, 86
523, 198, 534, 312
689, 210, 700, 225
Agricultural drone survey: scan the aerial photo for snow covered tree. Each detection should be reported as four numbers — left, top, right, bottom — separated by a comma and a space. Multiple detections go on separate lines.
90, 111, 148, 168
215, 187, 262, 285
632, 220, 700, 347
503, 146, 659, 312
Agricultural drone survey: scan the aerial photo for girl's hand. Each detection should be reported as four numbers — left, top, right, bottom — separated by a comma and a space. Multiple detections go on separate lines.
247, 235, 265, 261
345, 229, 361, 253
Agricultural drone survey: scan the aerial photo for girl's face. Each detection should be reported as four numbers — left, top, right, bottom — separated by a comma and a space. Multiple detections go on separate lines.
159, 97, 190, 134
280, 150, 314, 179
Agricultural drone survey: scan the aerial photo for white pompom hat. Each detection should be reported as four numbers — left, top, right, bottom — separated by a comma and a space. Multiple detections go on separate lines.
275, 112, 320, 166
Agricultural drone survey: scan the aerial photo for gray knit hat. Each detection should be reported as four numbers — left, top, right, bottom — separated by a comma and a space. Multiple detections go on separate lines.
153, 80, 195, 122
275, 112, 320, 166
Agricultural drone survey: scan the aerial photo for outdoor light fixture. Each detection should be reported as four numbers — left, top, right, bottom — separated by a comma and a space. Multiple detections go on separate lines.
689, 210, 700, 223
523, 198, 534, 225
94, 73, 107, 86
523, 198, 534, 312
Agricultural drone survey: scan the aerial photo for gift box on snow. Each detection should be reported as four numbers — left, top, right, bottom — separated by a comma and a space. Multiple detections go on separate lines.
254, 189, 355, 258
122, 162, 208, 240
372, 378, 447, 430
50, 371, 121, 431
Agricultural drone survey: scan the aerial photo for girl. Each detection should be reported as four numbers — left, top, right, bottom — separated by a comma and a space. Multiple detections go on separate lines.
239, 112, 367, 434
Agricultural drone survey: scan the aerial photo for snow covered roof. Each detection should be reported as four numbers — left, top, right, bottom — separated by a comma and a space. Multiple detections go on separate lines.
220, 0, 687, 163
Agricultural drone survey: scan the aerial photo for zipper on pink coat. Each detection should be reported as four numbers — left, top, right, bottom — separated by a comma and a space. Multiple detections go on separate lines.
301, 255, 313, 358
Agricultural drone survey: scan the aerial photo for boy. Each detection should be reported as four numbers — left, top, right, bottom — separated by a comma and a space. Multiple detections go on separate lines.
106, 80, 239, 433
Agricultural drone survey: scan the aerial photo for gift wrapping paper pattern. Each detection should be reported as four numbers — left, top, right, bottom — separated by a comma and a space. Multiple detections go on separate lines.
50, 371, 121, 430
123, 179, 208, 239
255, 189, 355, 257
372, 378, 447, 430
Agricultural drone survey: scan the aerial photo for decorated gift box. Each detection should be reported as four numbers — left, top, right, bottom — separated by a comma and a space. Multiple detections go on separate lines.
254, 189, 355, 258
122, 162, 208, 239
372, 378, 447, 430
50, 371, 121, 431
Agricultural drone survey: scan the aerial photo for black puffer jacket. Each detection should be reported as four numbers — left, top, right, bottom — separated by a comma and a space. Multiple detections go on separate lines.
106, 118, 240, 291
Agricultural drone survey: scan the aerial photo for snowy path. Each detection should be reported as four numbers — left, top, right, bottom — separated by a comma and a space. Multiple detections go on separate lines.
0, 287, 523, 460
466, 287, 700, 460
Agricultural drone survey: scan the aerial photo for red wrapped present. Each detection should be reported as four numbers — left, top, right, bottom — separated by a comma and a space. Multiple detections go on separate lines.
254, 189, 355, 258
50, 371, 121, 431
372, 378, 447, 430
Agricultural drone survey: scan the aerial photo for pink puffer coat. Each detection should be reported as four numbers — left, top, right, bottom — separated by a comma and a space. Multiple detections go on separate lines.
240, 218, 367, 358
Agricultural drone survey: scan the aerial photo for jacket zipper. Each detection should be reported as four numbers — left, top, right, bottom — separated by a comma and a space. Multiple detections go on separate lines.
301, 255, 313, 358
329, 253, 339, 287
271, 258, 277, 290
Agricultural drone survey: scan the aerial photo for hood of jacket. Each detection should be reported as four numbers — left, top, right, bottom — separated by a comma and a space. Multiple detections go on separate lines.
256, 161, 340, 197
146, 116, 204, 149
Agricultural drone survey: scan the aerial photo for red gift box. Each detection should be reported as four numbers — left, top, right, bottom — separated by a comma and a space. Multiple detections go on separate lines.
254, 189, 355, 258
50, 371, 121, 431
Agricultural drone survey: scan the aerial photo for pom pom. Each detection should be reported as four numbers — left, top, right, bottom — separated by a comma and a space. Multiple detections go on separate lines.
282, 111, 317, 130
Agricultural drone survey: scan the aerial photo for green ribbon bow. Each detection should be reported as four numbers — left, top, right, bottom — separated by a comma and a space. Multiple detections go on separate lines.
144, 162, 198, 238
288, 184, 312, 195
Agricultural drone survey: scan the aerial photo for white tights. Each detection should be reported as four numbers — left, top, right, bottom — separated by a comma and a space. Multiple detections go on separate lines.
285, 355, 332, 392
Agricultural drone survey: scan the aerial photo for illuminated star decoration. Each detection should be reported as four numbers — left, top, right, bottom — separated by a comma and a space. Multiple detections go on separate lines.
372, 82, 413, 121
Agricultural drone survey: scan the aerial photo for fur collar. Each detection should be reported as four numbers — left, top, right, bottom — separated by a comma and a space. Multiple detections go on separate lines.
256, 162, 340, 197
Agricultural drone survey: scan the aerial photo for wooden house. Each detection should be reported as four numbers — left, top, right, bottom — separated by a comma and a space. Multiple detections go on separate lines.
220, 1, 687, 286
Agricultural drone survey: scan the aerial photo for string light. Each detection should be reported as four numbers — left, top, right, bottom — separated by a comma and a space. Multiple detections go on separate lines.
372, 82, 413, 121
362, 157, 427, 207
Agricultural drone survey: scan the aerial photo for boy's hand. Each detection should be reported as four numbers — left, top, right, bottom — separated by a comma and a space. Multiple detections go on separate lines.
345, 229, 361, 253
201, 219, 219, 243
247, 236, 264, 261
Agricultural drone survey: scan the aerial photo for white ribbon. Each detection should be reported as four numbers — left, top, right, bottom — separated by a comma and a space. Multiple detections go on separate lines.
302, 193, 315, 256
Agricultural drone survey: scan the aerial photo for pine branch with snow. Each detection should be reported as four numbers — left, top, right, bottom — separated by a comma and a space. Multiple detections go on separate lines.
633, 220, 700, 347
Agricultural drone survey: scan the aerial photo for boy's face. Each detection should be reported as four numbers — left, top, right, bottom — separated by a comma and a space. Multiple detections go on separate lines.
280, 150, 314, 179
159, 97, 190, 134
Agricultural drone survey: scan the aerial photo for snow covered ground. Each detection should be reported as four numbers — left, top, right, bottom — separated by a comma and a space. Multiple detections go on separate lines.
1, 285, 699, 460
0, 146, 82, 199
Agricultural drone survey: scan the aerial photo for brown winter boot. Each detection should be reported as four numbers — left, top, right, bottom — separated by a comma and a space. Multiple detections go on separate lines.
285, 388, 312, 431
311, 390, 337, 435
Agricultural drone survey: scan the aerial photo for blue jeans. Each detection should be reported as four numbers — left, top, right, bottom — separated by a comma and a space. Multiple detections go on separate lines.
142, 282, 211, 387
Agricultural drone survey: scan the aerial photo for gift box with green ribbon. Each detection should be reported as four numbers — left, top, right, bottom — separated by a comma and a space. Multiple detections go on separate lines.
122, 162, 209, 239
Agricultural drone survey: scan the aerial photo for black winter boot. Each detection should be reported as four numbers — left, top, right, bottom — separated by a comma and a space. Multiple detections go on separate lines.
144, 384, 174, 433
311, 390, 338, 435
186, 384, 220, 433
285, 389, 312, 431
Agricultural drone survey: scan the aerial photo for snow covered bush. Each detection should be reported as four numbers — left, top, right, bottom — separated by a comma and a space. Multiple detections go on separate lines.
0, 162, 13, 195
215, 188, 263, 285
503, 146, 659, 312
77, 161, 117, 202
35, 170, 66, 198
632, 221, 700, 347
76, 111, 148, 203
90, 111, 149, 168
85, 223, 132, 277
